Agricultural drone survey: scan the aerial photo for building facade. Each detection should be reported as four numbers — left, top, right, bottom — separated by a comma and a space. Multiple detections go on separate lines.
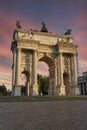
11, 26, 80, 96
78, 72, 87, 95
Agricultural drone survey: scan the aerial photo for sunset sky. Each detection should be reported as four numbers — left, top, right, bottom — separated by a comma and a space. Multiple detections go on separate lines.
0, 0, 87, 89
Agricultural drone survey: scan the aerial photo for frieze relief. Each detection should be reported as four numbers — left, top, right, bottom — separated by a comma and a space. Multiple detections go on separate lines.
34, 35, 58, 45
37, 52, 44, 61
59, 45, 76, 53
17, 31, 58, 45
18, 42, 38, 49
17, 32, 34, 40
16, 31, 73, 45
21, 52, 32, 64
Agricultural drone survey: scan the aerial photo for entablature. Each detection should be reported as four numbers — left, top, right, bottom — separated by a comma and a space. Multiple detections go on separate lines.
13, 28, 74, 46
57, 43, 78, 54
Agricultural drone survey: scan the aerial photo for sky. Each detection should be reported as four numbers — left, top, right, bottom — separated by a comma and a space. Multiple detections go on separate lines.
0, 0, 87, 89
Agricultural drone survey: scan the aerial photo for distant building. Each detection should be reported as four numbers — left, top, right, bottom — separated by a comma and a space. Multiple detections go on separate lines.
78, 72, 87, 95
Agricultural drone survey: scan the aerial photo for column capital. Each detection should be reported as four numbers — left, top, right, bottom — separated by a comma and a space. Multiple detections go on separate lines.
59, 52, 62, 54
73, 53, 77, 56
17, 47, 21, 51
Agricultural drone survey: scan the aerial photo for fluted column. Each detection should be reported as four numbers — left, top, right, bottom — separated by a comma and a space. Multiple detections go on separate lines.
57, 54, 60, 94
16, 48, 21, 85
71, 53, 80, 95
59, 52, 66, 95
54, 61, 57, 94
55, 65, 57, 87
33, 50, 37, 84
59, 52, 63, 86
73, 53, 77, 84
12, 48, 16, 94
57, 55, 60, 86
32, 50, 38, 95
70, 56, 73, 84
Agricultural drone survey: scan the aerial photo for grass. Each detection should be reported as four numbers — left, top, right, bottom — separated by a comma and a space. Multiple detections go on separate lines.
0, 95, 87, 102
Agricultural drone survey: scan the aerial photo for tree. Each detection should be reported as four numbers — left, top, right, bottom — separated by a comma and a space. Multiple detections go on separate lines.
21, 85, 27, 95
37, 74, 49, 95
0, 84, 7, 96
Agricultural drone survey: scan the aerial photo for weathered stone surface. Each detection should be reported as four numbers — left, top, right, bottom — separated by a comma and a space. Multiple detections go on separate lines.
11, 28, 79, 96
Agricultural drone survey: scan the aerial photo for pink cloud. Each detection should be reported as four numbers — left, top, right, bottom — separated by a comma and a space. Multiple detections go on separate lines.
72, 12, 87, 74
37, 62, 49, 76
0, 65, 12, 76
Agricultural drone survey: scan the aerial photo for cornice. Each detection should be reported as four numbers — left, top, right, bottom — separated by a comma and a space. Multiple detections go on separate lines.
14, 28, 73, 39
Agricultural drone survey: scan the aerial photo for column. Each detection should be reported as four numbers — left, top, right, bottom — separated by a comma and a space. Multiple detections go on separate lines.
14, 48, 21, 96
59, 52, 63, 86
16, 48, 21, 85
70, 56, 74, 84
12, 48, 16, 95
57, 55, 60, 86
32, 50, 38, 95
73, 53, 77, 84
59, 52, 65, 95
73, 53, 80, 95
57, 55, 60, 94
55, 65, 57, 87
33, 50, 37, 84
68, 59, 71, 95
54, 62, 57, 94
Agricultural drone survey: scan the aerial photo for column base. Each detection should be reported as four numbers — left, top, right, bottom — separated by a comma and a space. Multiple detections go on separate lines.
75, 87, 80, 95
32, 84, 39, 96
59, 84, 66, 95
14, 86, 21, 96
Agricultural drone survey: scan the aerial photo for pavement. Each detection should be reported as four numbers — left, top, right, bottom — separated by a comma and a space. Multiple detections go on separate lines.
0, 100, 87, 130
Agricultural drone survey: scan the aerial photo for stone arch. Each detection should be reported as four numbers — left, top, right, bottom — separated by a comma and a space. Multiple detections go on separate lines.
38, 55, 56, 95
11, 28, 79, 96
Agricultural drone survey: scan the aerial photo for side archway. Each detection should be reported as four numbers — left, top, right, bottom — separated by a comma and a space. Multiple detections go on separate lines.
63, 72, 69, 95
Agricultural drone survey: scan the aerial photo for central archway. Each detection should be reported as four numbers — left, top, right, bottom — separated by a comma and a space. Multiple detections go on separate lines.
38, 55, 56, 95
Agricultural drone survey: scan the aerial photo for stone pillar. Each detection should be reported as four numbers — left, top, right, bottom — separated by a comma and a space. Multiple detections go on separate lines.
15, 48, 21, 96
29, 55, 32, 95
70, 56, 74, 84
16, 48, 21, 85
73, 54, 77, 84
68, 58, 71, 95
12, 48, 16, 95
54, 62, 57, 95
73, 53, 80, 95
32, 50, 38, 95
59, 52, 65, 95
57, 55, 60, 90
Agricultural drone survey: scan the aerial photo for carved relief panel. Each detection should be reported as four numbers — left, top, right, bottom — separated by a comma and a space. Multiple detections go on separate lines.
63, 55, 70, 73
20, 51, 33, 73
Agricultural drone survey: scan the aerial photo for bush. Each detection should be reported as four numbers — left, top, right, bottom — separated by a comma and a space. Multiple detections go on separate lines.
0, 84, 7, 96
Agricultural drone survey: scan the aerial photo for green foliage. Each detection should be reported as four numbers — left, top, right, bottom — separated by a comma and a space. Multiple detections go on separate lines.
37, 74, 49, 95
21, 85, 27, 95
0, 84, 7, 96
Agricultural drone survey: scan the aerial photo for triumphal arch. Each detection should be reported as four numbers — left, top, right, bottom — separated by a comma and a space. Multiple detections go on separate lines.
11, 23, 80, 96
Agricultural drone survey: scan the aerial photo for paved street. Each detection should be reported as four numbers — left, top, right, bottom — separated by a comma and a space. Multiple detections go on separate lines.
0, 100, 87, 130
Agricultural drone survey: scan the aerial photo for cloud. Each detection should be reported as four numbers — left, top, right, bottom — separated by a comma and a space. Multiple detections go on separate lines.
37, 62, 49, 76
0, 65, 12, 76
71, 11, 87, 74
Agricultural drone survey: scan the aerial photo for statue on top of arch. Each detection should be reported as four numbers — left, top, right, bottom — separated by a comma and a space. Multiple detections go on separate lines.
16, 20, 22, 29
40, 22, 48, 32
